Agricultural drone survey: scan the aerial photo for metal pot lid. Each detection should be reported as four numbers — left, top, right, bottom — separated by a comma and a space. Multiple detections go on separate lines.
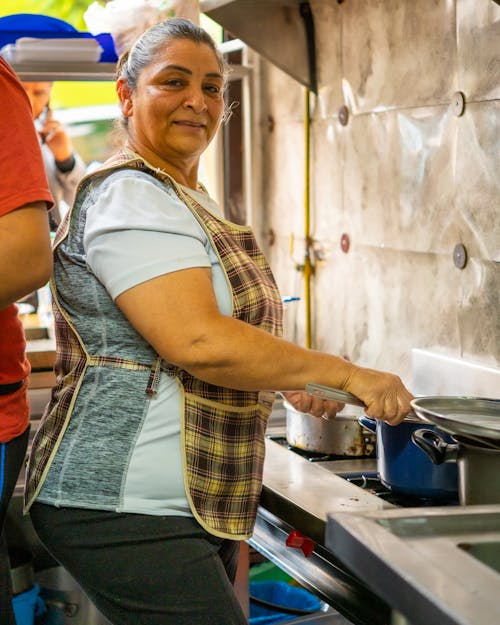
410, 396, 500, 441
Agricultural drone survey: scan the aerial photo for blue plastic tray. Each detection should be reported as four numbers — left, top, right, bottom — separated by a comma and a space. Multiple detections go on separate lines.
0, 13, 117, 62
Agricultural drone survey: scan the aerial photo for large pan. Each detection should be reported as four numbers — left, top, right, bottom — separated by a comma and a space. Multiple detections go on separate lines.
410, 396, 500, 445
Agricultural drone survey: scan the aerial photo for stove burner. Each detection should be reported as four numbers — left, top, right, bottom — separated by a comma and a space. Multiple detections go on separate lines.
337, 471, 459, 507
344, 473, 387, 493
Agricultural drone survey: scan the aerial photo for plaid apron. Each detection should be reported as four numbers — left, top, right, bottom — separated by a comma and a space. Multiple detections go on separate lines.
25, 151, 283, 539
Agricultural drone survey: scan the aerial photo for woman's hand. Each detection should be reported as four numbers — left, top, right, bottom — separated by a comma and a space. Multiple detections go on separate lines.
343, 367, 414, 426
282, 391, 344, 420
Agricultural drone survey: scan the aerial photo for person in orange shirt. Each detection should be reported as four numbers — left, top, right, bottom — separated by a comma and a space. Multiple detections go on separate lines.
0, 57, 53, 624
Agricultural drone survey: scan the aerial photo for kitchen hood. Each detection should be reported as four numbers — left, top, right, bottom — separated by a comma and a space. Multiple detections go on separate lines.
201, 0, 317, 92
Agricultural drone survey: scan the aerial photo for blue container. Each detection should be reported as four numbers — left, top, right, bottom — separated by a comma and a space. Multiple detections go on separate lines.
249, 581, 321, 625
12, 584, 45, 625
0, 14, 77, 33
0, 13, 118, 62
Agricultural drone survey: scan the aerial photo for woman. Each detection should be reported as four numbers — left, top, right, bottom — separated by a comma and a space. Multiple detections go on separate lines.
25, 18, 413, 625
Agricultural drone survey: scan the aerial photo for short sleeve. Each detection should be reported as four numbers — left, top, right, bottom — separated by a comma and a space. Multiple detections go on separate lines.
0, 58, 53, 215
84, 174, 212, 300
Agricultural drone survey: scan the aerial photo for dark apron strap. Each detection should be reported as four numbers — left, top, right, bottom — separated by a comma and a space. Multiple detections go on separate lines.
0, 379, 25, 396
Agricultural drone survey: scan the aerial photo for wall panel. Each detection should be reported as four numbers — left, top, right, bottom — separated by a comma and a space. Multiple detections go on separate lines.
257, 0, 499, 378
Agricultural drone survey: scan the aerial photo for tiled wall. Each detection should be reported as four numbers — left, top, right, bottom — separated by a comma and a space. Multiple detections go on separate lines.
256, 0, 499, 385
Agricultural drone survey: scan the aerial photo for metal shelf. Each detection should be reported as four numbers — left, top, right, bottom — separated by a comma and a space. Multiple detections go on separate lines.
11, 60, 248, 82
11, 61, 116, 81
201, 0, 317, 91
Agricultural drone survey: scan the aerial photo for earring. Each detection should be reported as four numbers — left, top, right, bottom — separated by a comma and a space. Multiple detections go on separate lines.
222, 100, 240, 124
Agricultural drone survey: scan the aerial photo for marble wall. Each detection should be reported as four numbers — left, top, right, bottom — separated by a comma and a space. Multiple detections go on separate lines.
254, 0, 500, 385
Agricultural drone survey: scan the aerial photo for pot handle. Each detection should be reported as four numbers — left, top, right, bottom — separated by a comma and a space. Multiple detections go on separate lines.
411, 429, 458, 465
358, 416, 377, 433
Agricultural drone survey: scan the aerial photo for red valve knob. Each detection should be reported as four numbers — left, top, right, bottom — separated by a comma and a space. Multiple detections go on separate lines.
285, 530, 315, 557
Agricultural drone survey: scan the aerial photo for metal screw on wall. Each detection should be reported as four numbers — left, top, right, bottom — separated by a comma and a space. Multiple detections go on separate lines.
452, 91, 466, 117
453, 243, 468, 269
338, 105, 349, 126
340, 233, 350, 253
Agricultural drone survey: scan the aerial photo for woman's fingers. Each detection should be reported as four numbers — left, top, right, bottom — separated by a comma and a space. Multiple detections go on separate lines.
282, 391, 344, 419
320, 399, 345, 420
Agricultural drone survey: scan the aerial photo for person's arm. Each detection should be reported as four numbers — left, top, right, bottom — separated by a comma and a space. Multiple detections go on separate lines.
116, 267, 413, 424
0, 59, 54, 308
54, 152, 86, 206
0, 202, 52, 309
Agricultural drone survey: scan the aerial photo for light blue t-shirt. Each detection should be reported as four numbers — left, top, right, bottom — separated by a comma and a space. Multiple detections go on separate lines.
79, 175, 232, 516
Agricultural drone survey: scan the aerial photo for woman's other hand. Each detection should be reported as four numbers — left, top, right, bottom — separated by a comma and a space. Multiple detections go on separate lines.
282, 391, 344, 420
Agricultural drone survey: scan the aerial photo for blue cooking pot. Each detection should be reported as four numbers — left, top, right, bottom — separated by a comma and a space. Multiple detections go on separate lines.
358, 416, 458, 500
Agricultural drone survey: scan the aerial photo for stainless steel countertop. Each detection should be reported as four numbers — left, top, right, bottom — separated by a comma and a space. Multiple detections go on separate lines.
256, 435, 394, 625
261, 435, 391, 544
325, 506, 500, 625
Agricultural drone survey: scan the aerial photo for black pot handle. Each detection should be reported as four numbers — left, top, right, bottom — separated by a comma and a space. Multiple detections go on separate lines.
412, 429, 457, 465
358, 416, 377, 433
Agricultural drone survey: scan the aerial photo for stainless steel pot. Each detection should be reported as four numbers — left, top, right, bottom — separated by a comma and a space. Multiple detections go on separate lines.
412, 429, 500, 505
285, 403, 376, 456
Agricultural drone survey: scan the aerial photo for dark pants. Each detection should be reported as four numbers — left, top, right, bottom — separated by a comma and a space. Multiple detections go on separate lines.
30, 504, 248, 625
0, 426, 30, 625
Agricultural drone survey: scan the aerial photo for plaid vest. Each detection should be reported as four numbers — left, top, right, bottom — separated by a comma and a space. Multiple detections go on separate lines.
25, 151, 283, 539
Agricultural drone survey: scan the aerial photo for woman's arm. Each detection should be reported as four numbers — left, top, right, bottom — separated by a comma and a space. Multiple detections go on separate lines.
116, 266, 413, 424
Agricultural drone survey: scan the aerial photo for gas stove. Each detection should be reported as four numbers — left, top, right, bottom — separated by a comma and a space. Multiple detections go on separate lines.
251, 432, 467, 625
251, 351, 500, 625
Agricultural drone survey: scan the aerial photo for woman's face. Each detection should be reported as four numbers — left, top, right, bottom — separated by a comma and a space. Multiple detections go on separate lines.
119, 39, 225, 171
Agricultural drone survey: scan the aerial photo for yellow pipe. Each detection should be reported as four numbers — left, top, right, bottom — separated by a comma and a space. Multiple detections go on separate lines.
303, 88, 313, 349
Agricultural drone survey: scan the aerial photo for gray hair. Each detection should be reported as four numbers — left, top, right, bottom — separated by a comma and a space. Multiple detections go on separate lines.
115, 18, 228, 134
